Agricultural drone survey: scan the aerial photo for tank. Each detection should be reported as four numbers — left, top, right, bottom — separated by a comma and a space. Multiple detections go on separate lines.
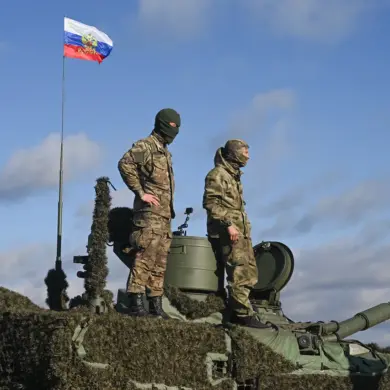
2, 177, 390, 390
110, 202, 390, 388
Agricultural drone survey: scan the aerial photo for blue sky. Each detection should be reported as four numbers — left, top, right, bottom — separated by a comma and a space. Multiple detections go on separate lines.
1, 0, 390, 344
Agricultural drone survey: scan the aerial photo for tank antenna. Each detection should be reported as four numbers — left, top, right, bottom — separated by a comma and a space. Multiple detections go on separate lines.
56, 54, 66, 272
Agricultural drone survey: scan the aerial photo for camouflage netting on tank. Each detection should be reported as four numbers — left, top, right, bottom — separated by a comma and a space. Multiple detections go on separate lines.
0, 287, 44, 312
3, 288, 390, 390
164, 285, 226, 319
44, 267, 69, 311
69, 289, 115, 311
157, 289, 390, 389
84, 176, 112, 300
229, 327, 296, 382
0, 295, 235, 390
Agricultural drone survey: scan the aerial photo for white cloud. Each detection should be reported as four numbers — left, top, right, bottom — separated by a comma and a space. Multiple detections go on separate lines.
260, 176, 390, 237
213, 88, 297, 185
217, 88, 295, 144
0, 243, 55, 283
244, 0, 380, 43
199, 88, 298, 204
133, 0, 214, 42
131, 1, 386, 44
251, 89, 296, 112
0, 132, 102, 201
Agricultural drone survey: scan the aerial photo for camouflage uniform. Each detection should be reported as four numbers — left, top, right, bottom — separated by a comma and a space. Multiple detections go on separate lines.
203, 139, 269, 328
118, 108, 181, 318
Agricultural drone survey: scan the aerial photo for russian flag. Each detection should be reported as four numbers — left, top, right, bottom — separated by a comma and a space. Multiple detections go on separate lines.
64, 17, 113, 63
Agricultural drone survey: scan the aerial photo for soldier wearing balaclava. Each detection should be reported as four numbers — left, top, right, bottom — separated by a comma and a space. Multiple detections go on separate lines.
203, 139, 270, 329
153, 108, 181, 145
118, 108, 181, 319
222, 139, 250, 169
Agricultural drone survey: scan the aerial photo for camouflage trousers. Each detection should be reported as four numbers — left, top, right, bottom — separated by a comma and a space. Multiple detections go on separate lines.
210, 233, 258, 316
127, 212, 172, 297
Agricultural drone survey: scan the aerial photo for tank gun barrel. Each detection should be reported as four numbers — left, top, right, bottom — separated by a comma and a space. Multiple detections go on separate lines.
320, 302, 390, 341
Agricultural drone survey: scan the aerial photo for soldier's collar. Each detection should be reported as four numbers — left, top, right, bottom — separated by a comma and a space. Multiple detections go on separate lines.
234, 170, 243, 180
150, 133, 166, 151
225, 160, 243, 178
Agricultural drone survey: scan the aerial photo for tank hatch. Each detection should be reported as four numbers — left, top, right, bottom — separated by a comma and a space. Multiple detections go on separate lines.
251, 241, 294, 295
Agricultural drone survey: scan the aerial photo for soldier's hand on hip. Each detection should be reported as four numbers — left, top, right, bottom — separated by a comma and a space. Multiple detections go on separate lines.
142, 193, 160, 206
227, 225, 239, 243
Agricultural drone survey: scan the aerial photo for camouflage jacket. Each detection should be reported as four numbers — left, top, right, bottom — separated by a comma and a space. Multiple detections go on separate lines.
118, 133, 175, 220
203, 147, 251, 238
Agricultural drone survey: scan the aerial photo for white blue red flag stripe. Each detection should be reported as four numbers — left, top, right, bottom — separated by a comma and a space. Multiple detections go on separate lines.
64, 17, 113, 63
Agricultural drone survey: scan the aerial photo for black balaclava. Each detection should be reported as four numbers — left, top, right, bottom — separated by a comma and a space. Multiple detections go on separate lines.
222, 139, 249, 169
154, 108, 181, 145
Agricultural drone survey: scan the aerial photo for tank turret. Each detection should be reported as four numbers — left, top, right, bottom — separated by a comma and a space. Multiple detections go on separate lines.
116, 209, 390, 360
114, 207, 225, 308
164, 207, 225, 300
109, 206, 390, 341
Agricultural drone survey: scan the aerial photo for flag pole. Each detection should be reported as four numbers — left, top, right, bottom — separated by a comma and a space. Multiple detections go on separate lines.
56, 53, 65, 271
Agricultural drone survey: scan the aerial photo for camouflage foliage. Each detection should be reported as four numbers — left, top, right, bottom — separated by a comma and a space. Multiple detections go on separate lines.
69, 289, 114, 312
2, 287, 390, 390
164, 285, 226, 319
230, 327, 296, 382
0, 287, 43, 312
43, 268, 69, 311
118, 132, 175, 220
203, 146, 251, 238
0, 287, 233, 390
84, 177, 112, 300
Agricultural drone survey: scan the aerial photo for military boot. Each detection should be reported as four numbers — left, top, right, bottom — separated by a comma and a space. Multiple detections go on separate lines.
230, 312, 271, 329
148, 296, 169, 319
127, 293, 150, 317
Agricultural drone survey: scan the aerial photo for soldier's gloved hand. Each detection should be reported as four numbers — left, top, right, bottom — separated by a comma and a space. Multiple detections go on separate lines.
141, 193, 160, 206
227, 225, 239, 243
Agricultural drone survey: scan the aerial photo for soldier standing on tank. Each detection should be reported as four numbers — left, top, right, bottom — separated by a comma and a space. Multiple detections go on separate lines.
202, 139, 270, 329
118, 108, 181, 319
